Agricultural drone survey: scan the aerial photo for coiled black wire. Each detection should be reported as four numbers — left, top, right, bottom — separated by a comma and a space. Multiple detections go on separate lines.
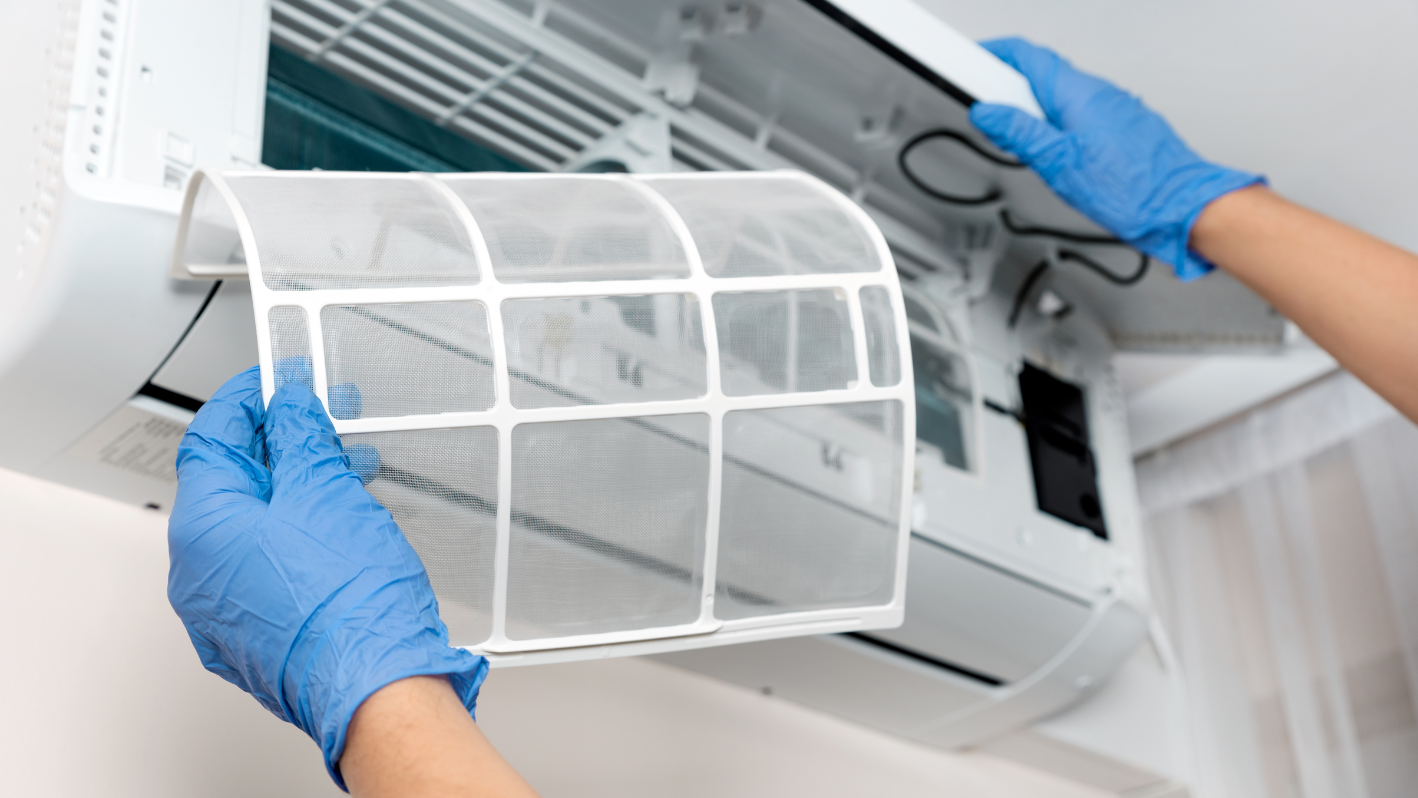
998, 208, 1121, 245
1001, 211, 1150, 285
898, 128, 1153, 288
1007, 260, 1053, 329
897, 128, 1025, 206
1058, 248, 1150, 286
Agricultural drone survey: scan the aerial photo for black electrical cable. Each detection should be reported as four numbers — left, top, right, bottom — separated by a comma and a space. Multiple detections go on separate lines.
998, 208, 1122, 245
1058, 248, 1151, 286
1003, 212, 1150, 284
1008, 251, 1149, 330
1007, 259, 1052, 329
897, 128, 1025, 206
897, 127, 1153, 289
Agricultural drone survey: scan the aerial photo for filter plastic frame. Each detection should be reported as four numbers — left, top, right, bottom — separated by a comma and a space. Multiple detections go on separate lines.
174, 169, 915, 666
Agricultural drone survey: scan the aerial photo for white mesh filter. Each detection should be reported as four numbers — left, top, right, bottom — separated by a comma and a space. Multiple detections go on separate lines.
716, 401, 904, 620
442, 176, 689, 283
268, 306, 312, 391
507, 414, 709, 642
178, 169, 914, 666
641, 175, 882, 277
503, 294, 706, 408
224, 174, 480, 291
343, 426, 499, 646
860, 286, 902, 388
714, 289, 858, 396
322, 302, 495, 418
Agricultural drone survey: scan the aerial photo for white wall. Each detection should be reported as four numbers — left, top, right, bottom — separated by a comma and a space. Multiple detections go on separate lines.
0, 465, 1107, 798
0, 467, 341, 798
482, 658, 1107, 798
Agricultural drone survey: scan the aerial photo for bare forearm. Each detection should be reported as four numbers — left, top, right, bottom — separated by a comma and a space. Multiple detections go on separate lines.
341, 676, 540, 798
1191, 186, 1418, 422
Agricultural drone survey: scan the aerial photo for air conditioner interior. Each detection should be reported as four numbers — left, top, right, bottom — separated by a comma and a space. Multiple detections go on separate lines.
127, 0, 1192, 754
261, 0, 1282, 350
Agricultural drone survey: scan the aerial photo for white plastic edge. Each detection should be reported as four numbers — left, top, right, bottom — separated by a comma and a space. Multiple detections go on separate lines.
171, 171, 249, 280
826, 0, 1045, 118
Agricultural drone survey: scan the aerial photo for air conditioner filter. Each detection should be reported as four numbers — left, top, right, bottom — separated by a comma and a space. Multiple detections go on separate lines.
174, 170, 914, 665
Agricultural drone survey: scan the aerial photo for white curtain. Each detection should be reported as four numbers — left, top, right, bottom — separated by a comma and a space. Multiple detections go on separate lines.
1136, 371, 1418, 798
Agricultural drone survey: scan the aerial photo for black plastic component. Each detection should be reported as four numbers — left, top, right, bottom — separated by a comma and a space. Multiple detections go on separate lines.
844, 632, 1006, 687
137, 382, 205, 413
1018, 364, 1108, 540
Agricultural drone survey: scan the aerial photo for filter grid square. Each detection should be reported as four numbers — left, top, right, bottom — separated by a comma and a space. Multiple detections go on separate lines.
714, 289, 858, 396
345, 426, 499, 647
505, 414, 710, 640
644, 176, 882, 277
322, 301, 495, 419
226, 175, 479, 291
443, 177, 689, 283
715, 401, 904, 620
504, 294, 707, 409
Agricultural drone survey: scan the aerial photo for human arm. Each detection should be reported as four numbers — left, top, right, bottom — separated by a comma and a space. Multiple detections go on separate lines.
968, 38, 1418, 423
342, 675, 539, 798
1190, 185, 1418, 421
167, 367, 537, 795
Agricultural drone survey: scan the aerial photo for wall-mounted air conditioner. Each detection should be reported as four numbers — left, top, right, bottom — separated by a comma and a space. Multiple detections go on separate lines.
2, 0, 1255, 762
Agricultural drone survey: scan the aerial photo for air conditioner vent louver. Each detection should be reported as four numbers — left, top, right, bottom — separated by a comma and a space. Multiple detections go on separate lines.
272, 0, 641, 170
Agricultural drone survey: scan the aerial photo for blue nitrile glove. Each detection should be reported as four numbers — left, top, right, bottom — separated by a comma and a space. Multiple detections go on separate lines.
969, 37, 1264, 281
167, 366, 487, 790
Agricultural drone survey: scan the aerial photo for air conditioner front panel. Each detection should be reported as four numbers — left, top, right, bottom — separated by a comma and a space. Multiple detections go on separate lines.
867, 537, 1092, 684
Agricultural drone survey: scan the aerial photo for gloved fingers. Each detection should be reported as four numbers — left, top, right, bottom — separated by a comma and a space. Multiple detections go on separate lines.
265, 382, 366, 503
183, 627, 246, 687
175, 366, 271, 499
969, 103, 1069, 168
273, 355, 314, 392
344, 443, 382, 484
980, 37, 1051, 71
179, 623, 290, 719
983, 37, 1133, 134
328, 382, 363, 421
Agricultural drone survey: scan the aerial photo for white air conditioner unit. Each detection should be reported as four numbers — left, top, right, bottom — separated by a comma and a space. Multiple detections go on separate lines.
1, 0, 1268, 769
1, 0, 270, 504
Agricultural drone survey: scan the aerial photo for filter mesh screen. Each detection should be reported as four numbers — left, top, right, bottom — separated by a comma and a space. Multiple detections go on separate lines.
861, 286, 902, 388
506, 414, 710, 640
504, 294, 707, 409
226, 175, 479, 291
346, 426, 499, 647
643, 176, 882, 277
268, 306, 312, 391
322, 302, 496, 418
443, 177, 689, 283
204, 169, 914, 661
715, 401, 904, 620
714, 289, 858, 396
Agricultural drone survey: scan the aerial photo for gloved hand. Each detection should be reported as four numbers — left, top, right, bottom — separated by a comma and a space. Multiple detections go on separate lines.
969, 37, 1264, 281
167, 366, 487, 790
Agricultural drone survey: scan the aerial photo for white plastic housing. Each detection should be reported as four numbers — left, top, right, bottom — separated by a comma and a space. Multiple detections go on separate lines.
820, 0, 1045, 118
175, 168, 915, 665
